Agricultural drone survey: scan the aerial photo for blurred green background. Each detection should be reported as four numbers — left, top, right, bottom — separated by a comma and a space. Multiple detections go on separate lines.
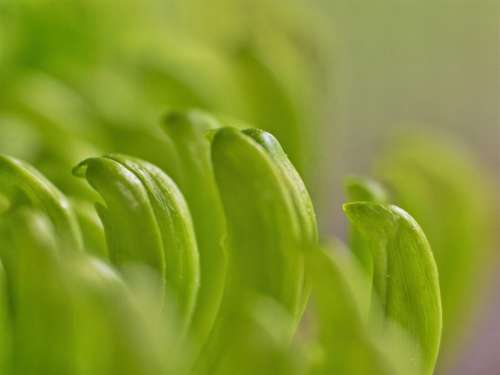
321, 0, 499, 217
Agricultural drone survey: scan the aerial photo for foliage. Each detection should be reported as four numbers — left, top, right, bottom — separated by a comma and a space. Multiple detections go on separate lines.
0, 1, 495, 374
0, 118, 444, 374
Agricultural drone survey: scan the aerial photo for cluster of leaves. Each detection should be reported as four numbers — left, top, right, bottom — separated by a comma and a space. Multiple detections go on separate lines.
0, 0, 495, 374
0, 112, 442, 374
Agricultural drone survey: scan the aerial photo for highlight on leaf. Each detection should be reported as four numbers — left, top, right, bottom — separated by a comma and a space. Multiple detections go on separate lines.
74, 154, 200, 331
211, 127, 316, 330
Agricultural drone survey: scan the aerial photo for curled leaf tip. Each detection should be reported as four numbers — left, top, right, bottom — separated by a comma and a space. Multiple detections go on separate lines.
344, 201, 442, 375
74, 153, 200, 333
71, 159, 90, 178
242, 128, 286, 156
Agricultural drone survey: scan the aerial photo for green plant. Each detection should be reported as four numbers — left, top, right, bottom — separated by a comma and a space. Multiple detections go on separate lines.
0, 1, 496, 374
377, 136, 495, 351
0, 114, 445, 374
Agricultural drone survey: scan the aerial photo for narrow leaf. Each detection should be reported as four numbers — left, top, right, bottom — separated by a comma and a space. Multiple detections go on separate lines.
211, 127, 317, 330
344, 176, 388, 310
344, 202, 442, 375
0, 154, 83, 251
74, 155, 200, 329
162, 110, 227, 345
307, 247, 399, 375
378, 136, 494, 345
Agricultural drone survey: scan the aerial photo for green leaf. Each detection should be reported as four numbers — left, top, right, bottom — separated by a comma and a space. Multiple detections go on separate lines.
67, 255, 177, 375
378, 136, 494, 346
307, 247, 400, 375
1, 207, 77, 374
344, 176, 389, 311
212, 296, 303, 375
211, 127, 317, 331
197, 126, 317, 373
74, 154, 200, 331
0, 206, 176, 375
243, 128, 318, 247
344, 202, 442, 375
70, 198, 108, 259
0, 154, 83, 251
162, 110, 228, 346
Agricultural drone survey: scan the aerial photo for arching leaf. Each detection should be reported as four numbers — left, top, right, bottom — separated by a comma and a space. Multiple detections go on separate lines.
0, 154, 83, 251
344, 202, 442, 375
344, 176, 388, 310
211, 127, 317, 332
162, 110, 227, 346
74, 155, 200, 330
378, 136, 494, 346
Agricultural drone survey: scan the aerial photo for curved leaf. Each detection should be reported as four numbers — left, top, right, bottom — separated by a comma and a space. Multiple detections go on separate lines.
344, 202, 442, 375
74, 154, 200, 329
378, 137, 494, 346
1, 207, 76, 374
211, 127, 317, 330
243, 128, 318, 247
0, 154, 83, 251
345, 176, 389, 310
307, 247, 402, 375
162, 110, 227, 346
1, 206, 176, 374
70, 198, 108, 259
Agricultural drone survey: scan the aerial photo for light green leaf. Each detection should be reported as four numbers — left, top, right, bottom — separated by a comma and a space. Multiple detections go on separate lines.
0, 154, 83, 251
344, 202, 442, 375
243, 128, 318, 247
344, 176, 389, 311
67, 255, 177, 375
1, 205, 176, 375
212, 296, 303, 375
74, 154, 200, 330
211, 127, 317, 330
307, 247, 398, 375
1, 207, 77, 374
162, 110, 227, 346
70, 198, 108, 259
378, 136, 494, 346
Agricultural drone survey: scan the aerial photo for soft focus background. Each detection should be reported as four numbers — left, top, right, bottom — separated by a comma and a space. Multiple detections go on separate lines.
0, 0, 498, 373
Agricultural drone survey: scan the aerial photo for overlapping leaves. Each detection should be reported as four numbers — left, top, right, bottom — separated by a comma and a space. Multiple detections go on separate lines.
0, 112, 446, 374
